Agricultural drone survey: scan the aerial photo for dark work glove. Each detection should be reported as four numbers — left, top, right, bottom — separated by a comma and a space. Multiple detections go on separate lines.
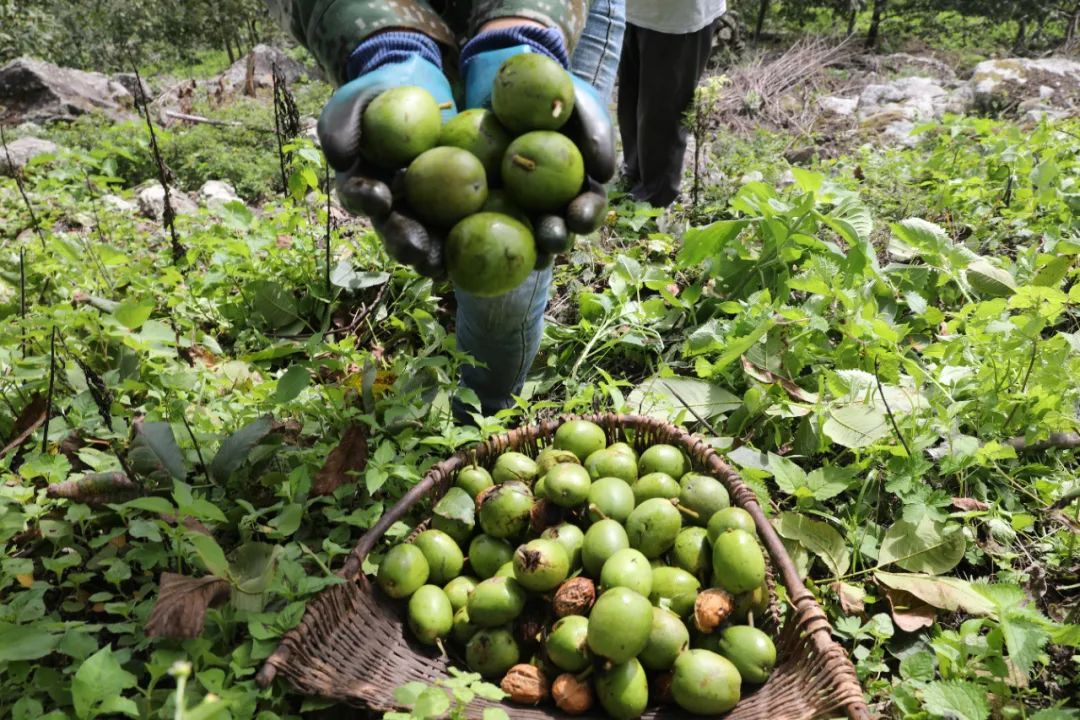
319, 49, 457, 279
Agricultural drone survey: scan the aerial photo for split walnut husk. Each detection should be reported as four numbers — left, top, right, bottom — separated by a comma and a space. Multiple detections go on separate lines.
693, 588, 735, 633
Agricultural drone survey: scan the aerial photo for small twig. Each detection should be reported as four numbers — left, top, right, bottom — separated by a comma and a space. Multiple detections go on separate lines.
1002, 337, 1038, 431
19, 248, 26, 358
163, 110, 276, 133
325, 161, 332, 298
41, 327, 57, 453
1, 124, 47, 251
667, 384, 720, 436
131, 61, 184, 263
80, 169, 116, 289
1006, 432, 1080, 454
179, 411, 212, 485
874, 356, 911, 457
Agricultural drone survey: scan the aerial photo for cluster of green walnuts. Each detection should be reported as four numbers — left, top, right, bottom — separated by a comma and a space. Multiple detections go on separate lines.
376, 420, 779, 719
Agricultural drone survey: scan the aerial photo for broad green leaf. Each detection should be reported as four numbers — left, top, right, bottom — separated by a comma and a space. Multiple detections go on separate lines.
899, 652, 936, 682
922, 681, 989, 720
822, 403, 889, 449
209, 415, 275, 482
72, 646, 138, 720
118, 496, 175, 515
229, 542, 281, 612
330, 262, 390, 291
875, 572, 996, 616
484, 710, 511, 720
772, 511, 850, 576
628, 375, 741, 420
127, 420, 186, 482
678, 219, 750, 265
113, 297, 155, 330
394, 682, 428, 706
0, 623, 61, 661
275, 366, 309, 403
413, 687, 450, 719
1001, 616, 1049, 675
269, 502, 304, 537
188, 533, 230, 578
879, 517, 965, 574
251, 280, 300, 330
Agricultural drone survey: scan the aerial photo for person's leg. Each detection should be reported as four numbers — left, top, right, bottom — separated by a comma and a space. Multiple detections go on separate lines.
568, 0, 626, 104
616, 23, 641, 186
452, 266, 554, 418
629, 22, 717, 207
452, 1, 625, 420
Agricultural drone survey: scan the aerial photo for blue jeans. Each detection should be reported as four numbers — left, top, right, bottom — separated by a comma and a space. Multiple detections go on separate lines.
452, 0, 626, 418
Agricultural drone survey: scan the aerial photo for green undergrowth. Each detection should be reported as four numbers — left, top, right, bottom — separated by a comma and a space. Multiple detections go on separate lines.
1, 106, 1078, 720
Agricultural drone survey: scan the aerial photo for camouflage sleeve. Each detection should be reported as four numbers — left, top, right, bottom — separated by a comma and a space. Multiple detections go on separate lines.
264, 0, 457, 86
470, 0, 591, 52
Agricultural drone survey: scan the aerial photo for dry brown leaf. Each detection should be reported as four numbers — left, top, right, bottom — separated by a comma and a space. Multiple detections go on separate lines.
312, 423, 368, 497
951, 497, 989, 512
1, 394, 46, 458
885, 587, 936, 632
46, 471, 141, 505
159, 513, 213, 536
740, 357, 819, 403
145, 573, 230, 639
831, 581, 866, 616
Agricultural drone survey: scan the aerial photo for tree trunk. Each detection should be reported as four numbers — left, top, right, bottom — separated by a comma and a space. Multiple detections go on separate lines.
847, 8, 857, 36
224, 35, 236, 64
1013, 16, 1027, 53
1068, 0, 1080, 45
754, 0, 769, 42
866, 0, 886, 49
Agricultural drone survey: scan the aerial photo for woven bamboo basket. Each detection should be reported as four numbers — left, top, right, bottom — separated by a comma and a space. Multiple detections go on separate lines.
256, 414, 870, 720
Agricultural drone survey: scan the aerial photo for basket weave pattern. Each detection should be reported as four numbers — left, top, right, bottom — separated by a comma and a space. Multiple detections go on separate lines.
257, 414, 869, 720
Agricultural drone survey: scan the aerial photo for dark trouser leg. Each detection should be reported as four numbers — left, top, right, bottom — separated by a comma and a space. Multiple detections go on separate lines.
628, 22, 717, 207
616, 23, 641, 186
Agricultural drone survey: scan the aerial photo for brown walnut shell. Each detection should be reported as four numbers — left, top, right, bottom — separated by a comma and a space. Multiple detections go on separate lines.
552, 673, 594, 715
693, 588, 735, 633
552, 576, 596, 617
500, 663, 549, 705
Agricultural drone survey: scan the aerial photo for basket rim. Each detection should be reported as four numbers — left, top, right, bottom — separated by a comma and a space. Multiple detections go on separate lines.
256, 413, 869, 720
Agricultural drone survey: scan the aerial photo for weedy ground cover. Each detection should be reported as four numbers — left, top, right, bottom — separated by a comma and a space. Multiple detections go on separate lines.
1, 63, 1078, 720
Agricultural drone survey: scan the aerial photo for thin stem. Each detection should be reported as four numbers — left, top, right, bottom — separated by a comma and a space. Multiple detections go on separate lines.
1, 124, 47, 251
1002, 337, 1038, 432
180, 411, 212, 485
41, 327, 57, 453
19, 248, 26, 358
874, 356, 911, 457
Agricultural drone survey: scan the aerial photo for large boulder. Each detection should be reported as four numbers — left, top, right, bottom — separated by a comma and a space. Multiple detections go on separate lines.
969, 58, 1080, 120
0, 58, 134, 125
198, 180, 241, 208
136, 182, 198, 220
215, 44, 313, 96
857, 76, 968, 146
0, 137, 59, 175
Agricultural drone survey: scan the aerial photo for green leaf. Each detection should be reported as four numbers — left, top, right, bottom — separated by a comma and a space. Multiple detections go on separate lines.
822, 403, 890, 449
484, 710, 511, 720
113, 297, 155, 330
209, 415, 275, 482
127, 420, 186, 482
72, 646, 138, 720
229, 542, 280, 612
394, 682, 429, 706
767, 453, 807, 495
921, 681, 989, 720
0, 623, 61, 661
772, 511, 850, 576
188, 532, 230, 578
900, 652, 936, 682
879, 517, 966, 574
330, 262, 390, 291
269, 502, 304, 537
251, 281, 300, 330
875, 572, 996, 616
628, 375, 741, 420
275, 366, 309, 403
678, 219, 750, 265
118, 496, 175, 515
413, 688, 450, 719
1000, 616, 1049, 675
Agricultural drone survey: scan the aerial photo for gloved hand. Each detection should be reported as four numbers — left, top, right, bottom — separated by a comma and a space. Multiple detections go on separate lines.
461, 34, 614, 264
319, 50, 457, 279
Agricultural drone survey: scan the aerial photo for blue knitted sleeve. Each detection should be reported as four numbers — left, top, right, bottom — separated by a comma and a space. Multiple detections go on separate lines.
459, 25, 570, 75
346, 31, 444, 81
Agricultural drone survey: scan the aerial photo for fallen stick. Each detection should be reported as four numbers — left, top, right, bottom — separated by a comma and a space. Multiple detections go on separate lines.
163, 110, 276, 134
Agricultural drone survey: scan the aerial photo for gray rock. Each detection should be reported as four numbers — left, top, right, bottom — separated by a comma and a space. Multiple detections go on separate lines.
215, 44, 312, 96
0, 137, 59, 175
856, 76, 965, 146
818, 96, 857, 117
112, 72, 154, 106
969, 57, 1080, 116
101, 194, 137, 213
0, 57, 134, 124
136, 182, 198, 220
739, 170, 764, 184
198, 180, 241, 208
